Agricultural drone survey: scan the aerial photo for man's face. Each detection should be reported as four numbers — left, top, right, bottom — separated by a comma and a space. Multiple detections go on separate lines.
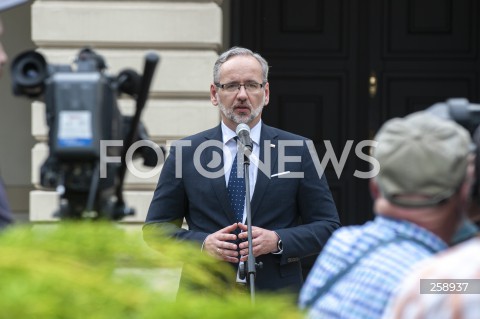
210, 55, 270, 131
0, 19, 8, 78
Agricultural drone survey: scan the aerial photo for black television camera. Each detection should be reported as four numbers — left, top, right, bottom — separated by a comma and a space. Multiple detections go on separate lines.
11, 48, 161, 220
427, 98, 480, 203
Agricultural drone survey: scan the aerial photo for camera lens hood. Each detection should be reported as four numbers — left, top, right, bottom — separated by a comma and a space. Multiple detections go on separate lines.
11, 50, 48, 97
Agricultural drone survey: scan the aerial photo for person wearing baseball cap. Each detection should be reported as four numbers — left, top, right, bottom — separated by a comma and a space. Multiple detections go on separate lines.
0, 0, 29, 229
299, 111, 475, 319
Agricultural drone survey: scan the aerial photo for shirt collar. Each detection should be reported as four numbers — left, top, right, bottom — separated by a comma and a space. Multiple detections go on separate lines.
374, 215, 448, 252
221, 120, 262, 146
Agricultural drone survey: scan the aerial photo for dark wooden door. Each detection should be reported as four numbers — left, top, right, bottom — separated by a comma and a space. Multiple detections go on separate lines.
368, 0, 480, 129
231, 0, 480, 227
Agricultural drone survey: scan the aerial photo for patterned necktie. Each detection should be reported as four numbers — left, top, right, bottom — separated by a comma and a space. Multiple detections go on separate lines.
227, 146, 245, 223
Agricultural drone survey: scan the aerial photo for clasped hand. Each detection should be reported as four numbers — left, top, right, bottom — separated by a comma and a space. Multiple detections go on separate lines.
204, 223, 279, 263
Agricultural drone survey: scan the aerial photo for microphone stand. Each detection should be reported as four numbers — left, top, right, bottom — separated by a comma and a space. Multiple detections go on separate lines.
238, 143, 263, 304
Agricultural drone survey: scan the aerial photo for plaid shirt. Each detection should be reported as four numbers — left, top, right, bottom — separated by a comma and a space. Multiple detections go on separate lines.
298, 216, 447, 319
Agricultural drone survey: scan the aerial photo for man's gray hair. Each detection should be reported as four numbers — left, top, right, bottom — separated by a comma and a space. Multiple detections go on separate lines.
213, 46, 269, 84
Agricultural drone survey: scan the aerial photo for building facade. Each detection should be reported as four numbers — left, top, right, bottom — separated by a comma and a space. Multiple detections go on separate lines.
1, 0, 229, 224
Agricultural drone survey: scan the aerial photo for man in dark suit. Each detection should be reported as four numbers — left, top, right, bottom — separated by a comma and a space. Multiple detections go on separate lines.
143, 47, 340, 294
0, 179, 13, 229
0, 0, 28, 229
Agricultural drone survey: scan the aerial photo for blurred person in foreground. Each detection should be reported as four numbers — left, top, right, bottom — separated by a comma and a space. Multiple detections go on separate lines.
0, 0, 29, 229
382, 234, 480, 319
143, 46, 340, 295
299, 111, 475, 318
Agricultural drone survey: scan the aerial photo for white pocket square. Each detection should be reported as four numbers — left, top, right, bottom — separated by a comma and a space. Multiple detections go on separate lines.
270, 171, 290, 178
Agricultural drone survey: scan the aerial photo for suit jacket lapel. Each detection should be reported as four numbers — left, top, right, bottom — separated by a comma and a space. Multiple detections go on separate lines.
251, 124, 278, 220
203, 125, 237, 224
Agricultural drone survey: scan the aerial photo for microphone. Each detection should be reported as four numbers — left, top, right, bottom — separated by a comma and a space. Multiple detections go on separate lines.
236, 123, 253, 152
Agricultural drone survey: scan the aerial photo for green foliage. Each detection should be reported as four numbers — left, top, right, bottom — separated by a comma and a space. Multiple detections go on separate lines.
0, 223, 302, 318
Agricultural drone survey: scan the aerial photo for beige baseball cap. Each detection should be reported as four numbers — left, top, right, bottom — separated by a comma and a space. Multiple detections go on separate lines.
372, 111, 473, 207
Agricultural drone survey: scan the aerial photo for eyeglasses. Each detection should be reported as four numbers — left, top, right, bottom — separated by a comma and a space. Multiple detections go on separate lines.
215, 81, 265, 93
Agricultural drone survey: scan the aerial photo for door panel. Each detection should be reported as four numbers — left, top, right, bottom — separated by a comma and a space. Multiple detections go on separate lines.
385, 0, 475, 57
369, 0, 480, 130
260, 0, 345, 54
383, 73, 475, 118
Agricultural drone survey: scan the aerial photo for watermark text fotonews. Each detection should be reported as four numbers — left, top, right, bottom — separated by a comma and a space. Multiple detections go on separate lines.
100, 139, 380, 180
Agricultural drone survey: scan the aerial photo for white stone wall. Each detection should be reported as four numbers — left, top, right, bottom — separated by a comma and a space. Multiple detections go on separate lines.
29, 0, 223, 222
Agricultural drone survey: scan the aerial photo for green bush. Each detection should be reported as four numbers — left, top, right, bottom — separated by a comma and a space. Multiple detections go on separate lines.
0, 223, 302, 318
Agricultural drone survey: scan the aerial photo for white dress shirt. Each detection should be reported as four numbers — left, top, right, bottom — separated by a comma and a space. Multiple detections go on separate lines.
221, 120, 261, 223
